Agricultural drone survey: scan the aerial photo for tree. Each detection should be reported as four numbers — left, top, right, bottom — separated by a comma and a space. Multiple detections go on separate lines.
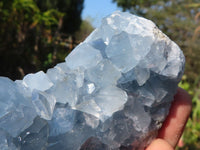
113, 0, 200, 86
0, 0, 84, 80
34, 0, 84, 34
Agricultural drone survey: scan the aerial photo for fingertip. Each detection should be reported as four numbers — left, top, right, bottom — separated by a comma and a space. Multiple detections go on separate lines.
145, 139, 174, 150
157, 87, 192, 147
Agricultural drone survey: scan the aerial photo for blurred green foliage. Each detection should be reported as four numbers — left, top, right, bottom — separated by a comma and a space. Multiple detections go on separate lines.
0, 0, 88, 80
75, 20, 94, 42
178, 76, 200, 150
113, 0, 200, 149
34, 0, 84, 34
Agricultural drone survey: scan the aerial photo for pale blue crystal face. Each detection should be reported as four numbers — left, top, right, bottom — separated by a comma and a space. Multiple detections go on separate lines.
0, 11, 185, 150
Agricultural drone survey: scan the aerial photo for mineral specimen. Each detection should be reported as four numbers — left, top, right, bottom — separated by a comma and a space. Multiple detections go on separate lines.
0, 11, 185, 150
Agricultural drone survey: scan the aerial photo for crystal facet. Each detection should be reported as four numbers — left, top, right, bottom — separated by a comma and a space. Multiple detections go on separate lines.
0, 11, 185, 150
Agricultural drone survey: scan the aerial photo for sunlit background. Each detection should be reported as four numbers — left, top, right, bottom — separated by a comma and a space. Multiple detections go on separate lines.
0, 0, 199, 149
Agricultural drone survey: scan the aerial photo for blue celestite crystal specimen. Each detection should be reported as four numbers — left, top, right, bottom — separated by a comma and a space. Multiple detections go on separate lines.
0, 11, 185, 150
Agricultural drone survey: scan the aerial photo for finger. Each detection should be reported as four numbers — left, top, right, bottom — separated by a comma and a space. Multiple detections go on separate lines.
145, 138, 174, 150
157, 88, 192, 148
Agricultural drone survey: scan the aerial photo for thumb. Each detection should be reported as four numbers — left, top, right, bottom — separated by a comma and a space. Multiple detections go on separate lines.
145, 139, 174, 150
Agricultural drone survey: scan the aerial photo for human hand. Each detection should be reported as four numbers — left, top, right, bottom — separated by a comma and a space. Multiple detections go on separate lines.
146, 88, 192, 150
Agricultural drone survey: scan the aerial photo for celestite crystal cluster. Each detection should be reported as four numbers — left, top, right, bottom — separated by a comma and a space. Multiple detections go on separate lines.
0, 11, 185, 150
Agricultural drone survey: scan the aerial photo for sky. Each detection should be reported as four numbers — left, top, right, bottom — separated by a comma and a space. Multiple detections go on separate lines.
82, 0, 120, 28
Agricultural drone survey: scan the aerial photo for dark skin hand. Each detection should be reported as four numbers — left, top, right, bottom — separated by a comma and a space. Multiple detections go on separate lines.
145, 88, 192, 150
